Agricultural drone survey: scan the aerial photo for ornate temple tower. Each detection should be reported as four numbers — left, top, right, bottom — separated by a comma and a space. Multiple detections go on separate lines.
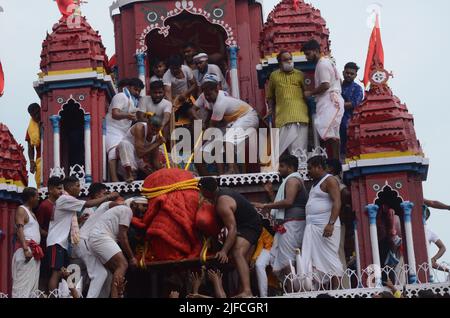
344, 53, 429, 285
0, 124, 28, 294
34, 13, 116, 186
259, 0, 330, 58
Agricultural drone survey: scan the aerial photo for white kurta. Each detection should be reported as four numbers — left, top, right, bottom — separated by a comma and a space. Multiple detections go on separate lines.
314, 57, 344, 141
105, 92, 136, 160
88, 206, 133, 264
197, 91, 259, 155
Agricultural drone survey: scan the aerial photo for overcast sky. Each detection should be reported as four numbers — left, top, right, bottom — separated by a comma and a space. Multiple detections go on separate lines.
1, 0, 449, 264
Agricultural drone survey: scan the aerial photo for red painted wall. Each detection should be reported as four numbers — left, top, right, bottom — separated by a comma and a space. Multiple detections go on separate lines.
0, 202, 17, 294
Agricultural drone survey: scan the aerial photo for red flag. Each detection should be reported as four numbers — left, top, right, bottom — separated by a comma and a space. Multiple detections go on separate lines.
0, 60, 4, 97
108, 54, 117, 70
293, 0, 300, 11
56, 0, 75, 17
363, 14, 385, 89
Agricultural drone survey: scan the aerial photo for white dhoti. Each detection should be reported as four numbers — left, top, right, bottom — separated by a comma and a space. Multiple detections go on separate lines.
11, 249, 40, 298
339, 224, 347, 271
88, 234, 122, 265
315, 91, 344, 141
270, 221, 306, 273
106, 128, 126, 161
117, 139, 143, 172
255, 249, 272, 298
203, 109, 259, 158
73, 239, 112, 298
301, 223, 344, 278
279, 123, 308, 157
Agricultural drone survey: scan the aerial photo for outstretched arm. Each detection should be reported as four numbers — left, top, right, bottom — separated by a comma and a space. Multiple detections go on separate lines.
264, 178, 300, 210
424, 199, 450, 211
84, 193, 118, 209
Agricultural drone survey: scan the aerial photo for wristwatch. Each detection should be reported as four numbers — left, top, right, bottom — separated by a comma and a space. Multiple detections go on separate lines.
328, 220, 336, 226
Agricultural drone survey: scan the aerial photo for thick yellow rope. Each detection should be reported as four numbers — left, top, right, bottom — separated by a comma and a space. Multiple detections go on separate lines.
159, 130, 171, 169
185, 131, 204, 171
141, 179, 199, 199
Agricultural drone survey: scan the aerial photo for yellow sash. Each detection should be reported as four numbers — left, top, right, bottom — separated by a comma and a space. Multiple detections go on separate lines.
223, 105, 251, 123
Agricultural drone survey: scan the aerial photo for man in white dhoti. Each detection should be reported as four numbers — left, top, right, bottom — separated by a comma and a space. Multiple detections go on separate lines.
12, 187, 42, 298
72, 183, 119, 298
105, 78, 144, 182
195, 74, 259, 175
116, 116, 165, 183
303, 40, 344, 160
254, 155, 308, 295
302, 156, 344, 289
87, 197, 148, 298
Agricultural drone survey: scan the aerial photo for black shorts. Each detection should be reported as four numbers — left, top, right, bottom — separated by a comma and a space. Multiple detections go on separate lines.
47, 244, 69, 271
237, 225, 262, 246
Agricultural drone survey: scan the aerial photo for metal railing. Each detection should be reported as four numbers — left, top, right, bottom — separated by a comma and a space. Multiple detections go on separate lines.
280, 261, 450, 298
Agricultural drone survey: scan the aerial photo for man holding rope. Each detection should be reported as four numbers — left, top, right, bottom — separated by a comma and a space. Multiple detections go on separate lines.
116, 116, 166, 182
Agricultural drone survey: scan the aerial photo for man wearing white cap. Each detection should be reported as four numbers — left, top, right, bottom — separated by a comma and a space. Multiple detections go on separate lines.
87, 197, 148, 298
195, 74, 259, 175
193, 53, 229, 94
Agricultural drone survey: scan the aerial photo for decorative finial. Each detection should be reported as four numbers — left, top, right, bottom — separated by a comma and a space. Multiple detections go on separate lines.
72, 0, 88, 16
369, 67, 393, 86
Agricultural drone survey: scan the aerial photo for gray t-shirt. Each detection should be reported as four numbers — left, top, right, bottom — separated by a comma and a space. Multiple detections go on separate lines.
163, 65, 194, 98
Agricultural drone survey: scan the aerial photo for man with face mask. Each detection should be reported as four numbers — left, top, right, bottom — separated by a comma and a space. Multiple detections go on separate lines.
105, 78, 144, 182
340, 62, 364, 159
267, 51, 309, 157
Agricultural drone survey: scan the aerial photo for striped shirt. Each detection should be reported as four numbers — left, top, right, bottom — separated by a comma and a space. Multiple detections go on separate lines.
267, 69, 309, 128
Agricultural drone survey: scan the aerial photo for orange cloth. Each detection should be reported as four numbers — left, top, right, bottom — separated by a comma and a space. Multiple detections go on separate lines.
252, 227, 273, 262
223, 105, 251, 123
